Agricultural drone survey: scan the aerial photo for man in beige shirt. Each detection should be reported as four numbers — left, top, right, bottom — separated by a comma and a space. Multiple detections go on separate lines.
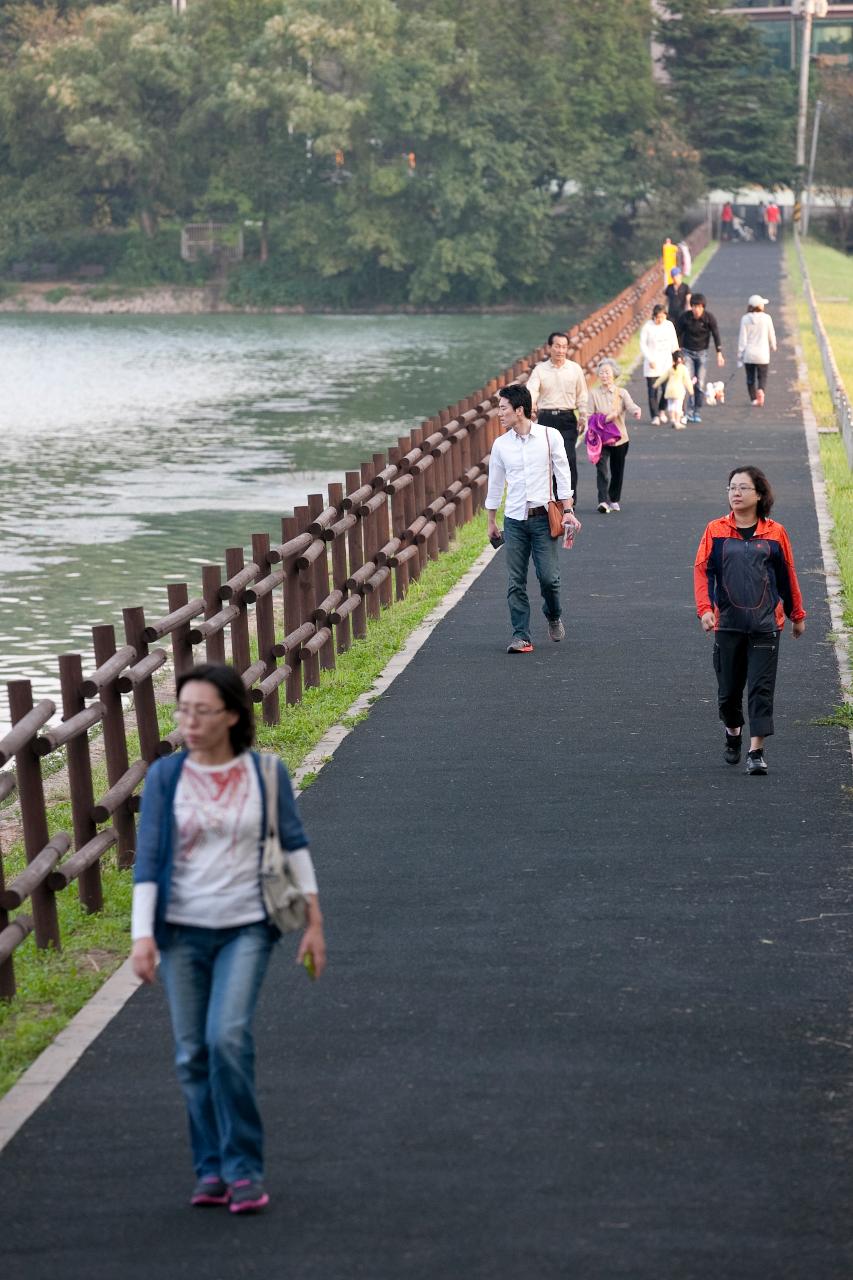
525, 332, 589, 503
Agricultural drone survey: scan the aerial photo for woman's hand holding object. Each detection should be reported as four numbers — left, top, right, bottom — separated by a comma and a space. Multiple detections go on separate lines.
132, 938, 158, 985
297, 898, 327, 979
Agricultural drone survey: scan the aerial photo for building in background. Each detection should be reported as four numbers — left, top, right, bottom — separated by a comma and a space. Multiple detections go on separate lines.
723, 1, 853, 73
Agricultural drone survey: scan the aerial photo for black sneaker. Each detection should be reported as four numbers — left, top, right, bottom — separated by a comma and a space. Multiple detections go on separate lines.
229, 1179, 270, 1214
191, 1175, 230, 1207
724, 732, 742, 765
746, 750, 768, 776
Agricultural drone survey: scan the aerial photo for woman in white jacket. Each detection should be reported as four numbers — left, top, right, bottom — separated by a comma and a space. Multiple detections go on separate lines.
737, 294, 777, 407
640, 304, 680, 424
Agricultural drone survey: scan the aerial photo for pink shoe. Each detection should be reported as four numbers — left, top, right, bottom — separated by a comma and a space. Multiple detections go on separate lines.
756, 389, 765, 407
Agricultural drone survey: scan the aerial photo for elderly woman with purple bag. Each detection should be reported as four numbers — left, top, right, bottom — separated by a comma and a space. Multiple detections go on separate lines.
585, 358, 642, 514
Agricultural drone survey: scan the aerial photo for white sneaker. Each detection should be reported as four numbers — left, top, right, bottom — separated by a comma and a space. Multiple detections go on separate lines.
597, 502, 610, 514
651, 415, 660, 426
659, 411, 668, 424
609, 502, 620, 512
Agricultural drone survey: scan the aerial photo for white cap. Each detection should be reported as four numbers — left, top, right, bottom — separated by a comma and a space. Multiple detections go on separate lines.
748, 294, 769, 308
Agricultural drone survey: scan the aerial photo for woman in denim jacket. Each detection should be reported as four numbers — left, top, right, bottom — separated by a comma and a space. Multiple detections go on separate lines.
131, 663, 325, 1214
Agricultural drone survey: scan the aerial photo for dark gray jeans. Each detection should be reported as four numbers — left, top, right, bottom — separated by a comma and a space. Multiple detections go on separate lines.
503, 514, 561, 641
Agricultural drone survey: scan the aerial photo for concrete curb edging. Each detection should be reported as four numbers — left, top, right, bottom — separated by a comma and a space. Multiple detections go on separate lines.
0, 958, 141, 1151
0, 541, 497, 1153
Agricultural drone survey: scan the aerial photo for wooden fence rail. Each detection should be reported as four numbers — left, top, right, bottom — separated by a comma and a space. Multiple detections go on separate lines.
0, 225, 709, 998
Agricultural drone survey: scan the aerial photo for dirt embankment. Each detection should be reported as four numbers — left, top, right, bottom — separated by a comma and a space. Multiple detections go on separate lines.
0, 281, 289, 315
0, 282, 561, 316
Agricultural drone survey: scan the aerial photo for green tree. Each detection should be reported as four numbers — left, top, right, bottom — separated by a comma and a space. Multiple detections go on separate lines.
811, 72, 853, 251
655, 0, 797, 190
0, 4, 201, 237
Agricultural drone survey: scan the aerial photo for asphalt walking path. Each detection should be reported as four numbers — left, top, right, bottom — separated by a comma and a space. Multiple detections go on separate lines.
3, 241, 851, 1279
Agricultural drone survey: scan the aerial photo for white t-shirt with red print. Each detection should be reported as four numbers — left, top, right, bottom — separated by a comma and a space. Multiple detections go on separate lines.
165, 755, 266, 929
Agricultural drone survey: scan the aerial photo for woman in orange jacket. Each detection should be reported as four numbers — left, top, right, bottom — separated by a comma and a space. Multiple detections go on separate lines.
693, 466, 806, 775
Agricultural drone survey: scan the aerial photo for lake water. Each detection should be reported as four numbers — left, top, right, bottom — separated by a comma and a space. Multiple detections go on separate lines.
0, 310, 571, 731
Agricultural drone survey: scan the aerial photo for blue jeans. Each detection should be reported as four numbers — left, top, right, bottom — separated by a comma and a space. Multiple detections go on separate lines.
159, 921, 276, 1183
682, 348, 708, 412
503, 514, 561, 641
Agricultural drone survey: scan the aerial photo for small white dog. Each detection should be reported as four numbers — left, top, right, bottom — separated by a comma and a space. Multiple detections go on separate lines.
704, 381, 726, 407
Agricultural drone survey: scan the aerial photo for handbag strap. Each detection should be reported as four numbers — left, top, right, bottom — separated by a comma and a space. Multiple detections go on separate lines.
544, 425, 554, 497
259, 753, 279, 839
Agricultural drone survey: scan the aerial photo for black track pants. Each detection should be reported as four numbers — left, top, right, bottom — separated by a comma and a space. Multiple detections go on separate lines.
713, 629, 780, 738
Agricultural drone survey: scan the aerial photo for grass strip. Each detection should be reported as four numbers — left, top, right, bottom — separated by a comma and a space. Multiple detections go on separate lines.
0, 513, 490, 1095
784, 238, 853, 647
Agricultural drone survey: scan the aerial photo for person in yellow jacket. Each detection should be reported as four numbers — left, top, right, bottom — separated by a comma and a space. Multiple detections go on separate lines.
654, 350, 695, 428
662, 237, 678, 288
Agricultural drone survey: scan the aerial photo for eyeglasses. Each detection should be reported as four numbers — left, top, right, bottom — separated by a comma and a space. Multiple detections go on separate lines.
727, 485, 756, 494
174, 704, 227, 720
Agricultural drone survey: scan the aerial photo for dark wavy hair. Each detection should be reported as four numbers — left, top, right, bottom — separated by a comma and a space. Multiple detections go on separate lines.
728, 465, 775, 519
498, 383, 532, 419
175, 663, 255, 754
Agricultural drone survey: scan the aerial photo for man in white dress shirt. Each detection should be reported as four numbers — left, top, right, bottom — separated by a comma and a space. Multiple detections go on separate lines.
486, 383, 577, 653
524, 331, 588, 504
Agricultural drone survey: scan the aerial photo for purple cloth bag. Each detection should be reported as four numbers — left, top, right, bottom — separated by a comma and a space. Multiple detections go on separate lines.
585, 412, 621, 465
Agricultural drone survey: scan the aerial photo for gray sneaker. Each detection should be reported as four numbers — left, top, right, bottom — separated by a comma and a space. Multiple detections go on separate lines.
506, 636, 534, 653
547, 618, 565, 642
191, 1175, 229, 1207
229, 1179, 270, 1214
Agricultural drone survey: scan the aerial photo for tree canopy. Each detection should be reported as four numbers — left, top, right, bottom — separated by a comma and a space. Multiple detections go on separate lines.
655, 0, 797, 191
0, 0, 799, 306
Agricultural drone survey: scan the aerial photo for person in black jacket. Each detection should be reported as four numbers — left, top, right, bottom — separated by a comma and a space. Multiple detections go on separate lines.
664, 266, 691, 322
676, 294, 725, 423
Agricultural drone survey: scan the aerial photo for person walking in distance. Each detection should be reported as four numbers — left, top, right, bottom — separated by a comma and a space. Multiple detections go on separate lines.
737, 294, 777, 407
765, 199, 780, 242
662, 236, 678, 286
131, 663, 326, 1213
676, 293, 725, 423
587, 358, 641, 512
721, 200, 734, 241
640, 304, 680, 423
525, 332, 588, 505
486, 383, 577, 653
694, 468, 806, 775
664, 266, 691, 323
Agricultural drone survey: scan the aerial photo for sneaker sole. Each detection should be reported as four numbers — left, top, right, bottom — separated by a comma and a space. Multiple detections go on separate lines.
192, 1193, 230, 1207
229, 1194, 270, 1214
507, 645, 534, 654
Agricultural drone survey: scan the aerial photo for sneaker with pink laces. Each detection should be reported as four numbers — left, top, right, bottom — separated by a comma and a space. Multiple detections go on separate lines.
229, 1179, 270, 1214
191, 1175, 230, 1207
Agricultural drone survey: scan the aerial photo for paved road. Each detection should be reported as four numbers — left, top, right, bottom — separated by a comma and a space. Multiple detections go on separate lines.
3, 241, 851, 1279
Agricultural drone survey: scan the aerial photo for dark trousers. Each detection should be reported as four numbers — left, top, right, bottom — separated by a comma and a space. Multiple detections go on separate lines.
596, 442, 629, 504
745, 363, 769, 398
713, 629, 780, 738
538, 408, 578, 502
646, 377, 666, 419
